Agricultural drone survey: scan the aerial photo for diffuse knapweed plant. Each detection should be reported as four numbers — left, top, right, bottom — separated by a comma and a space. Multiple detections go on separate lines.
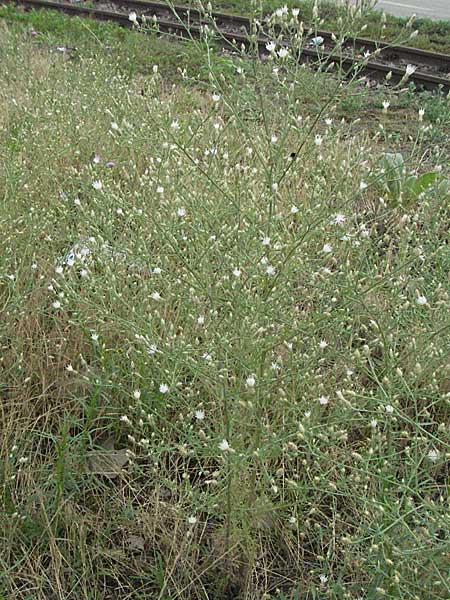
0, 7, 449, 600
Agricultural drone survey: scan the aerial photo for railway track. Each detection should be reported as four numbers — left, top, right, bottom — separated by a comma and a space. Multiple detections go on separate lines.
7, 0, 450, 92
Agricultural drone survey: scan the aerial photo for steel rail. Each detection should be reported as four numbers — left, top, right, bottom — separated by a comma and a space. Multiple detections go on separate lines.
7, 0, 450, 92
109, 0, 450, 72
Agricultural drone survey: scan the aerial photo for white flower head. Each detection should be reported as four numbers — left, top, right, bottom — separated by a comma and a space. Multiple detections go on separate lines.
188, 516, 197, 524
322, 243, 333, 254
232, 268, 242, 278
332, 213, 346, 225
219, 439, 231, 452
128, 11, 138, 23
266, 265, 276, 275
177, 207, 186, 217
314, 134, 323, 147
261, 236, 271, 246
382, 101, 390, 113
195, 410, 205, 420
171, 120, 180, 130
405, 64, 417, 76
92, 180, 102, 191
427, 449, 439, 463
291, 205, 299, 214
385, 404, 394, 414
416, 295, 427, 306
266, 41, 276, 53
278, 47, 289, 59
212, 92, 220, 102
245, 376, 256, 388
133, 390, 141, 400
156, 186, 164, 194
159, 383, 169, 394
318, 395, 329, 406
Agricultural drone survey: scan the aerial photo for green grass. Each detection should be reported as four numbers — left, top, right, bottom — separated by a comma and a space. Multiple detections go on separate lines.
0, 8, 449, 600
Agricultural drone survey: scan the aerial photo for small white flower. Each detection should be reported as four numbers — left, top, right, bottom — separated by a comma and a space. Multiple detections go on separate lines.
159, 383, 169, 394
188, 516, 197, 524
120, 415, 132, 425
219, 439, 231, 452
319, 574, 328, 584
133, 390, 141, 400
212, 92, 220, 102
153, 267, 162, 274
291, 205, 299, 214
314, 134, 323, 146
278, 47, 289, 59
319, 340, 328, 349
177, 207, 186, 217
92, 180, 102, 191
405, 64, 417, 76
427, 449, 439, 463
171, 120, 180, 130
332, 213, 346, 225
55, 265, 63, 274
416, 295, 427, 306
128, 11, 138, 23
385, 404, 394, 414
266, 41, 276, 53
292, 8, 300, 16
360, 181, 368, 190
322, 243, 333, 254
110, 122, 119, 130
156, 186, 164, 194
197, 315, 205, 325
195, 410, 205, 420
153, 64, 158, 73
150, 291, 161, 300
370, 419, 378, 429
418, 108, 425, 121
52, 300, 61, 309
271, 134, 278, 143
245, 376, 256, 388
382, 101, 390, 113
261, 236, 271, 246
318, 395, 329, 406
74, 197, 81, 206
266, 265, 276, 275
66, 364, 74, 372
232, 268, 242, 277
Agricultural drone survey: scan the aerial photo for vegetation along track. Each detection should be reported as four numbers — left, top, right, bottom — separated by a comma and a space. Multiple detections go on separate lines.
8, 0, 450, 92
